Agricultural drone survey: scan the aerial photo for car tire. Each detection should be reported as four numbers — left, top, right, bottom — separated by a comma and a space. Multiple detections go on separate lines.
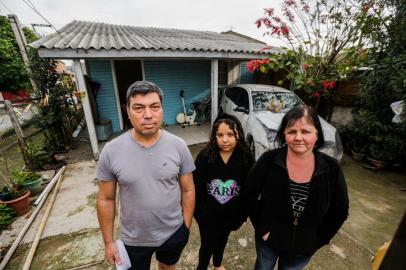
248, 136, 255, 158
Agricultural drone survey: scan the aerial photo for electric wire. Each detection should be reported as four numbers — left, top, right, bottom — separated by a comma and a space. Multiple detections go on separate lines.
0, 0, 13, 14
21, 0, 57, 32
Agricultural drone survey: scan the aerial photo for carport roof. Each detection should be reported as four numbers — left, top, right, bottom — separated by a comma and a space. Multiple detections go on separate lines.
30, 20, 281, 59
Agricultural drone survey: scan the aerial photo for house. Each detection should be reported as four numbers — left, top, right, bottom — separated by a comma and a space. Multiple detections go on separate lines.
31, 20, 280, 159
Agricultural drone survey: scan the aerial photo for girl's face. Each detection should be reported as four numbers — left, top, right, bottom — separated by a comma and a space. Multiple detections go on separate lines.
215, 122, 238, 153
284, 116, 318, 155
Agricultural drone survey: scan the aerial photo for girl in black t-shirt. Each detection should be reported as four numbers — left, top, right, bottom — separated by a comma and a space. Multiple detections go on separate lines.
193, 114, 254, 270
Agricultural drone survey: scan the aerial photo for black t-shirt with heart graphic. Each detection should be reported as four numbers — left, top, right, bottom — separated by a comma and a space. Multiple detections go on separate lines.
193, 147, 254, 230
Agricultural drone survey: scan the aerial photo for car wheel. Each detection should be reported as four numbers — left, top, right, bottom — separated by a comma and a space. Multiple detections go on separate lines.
248, 136, 255, 158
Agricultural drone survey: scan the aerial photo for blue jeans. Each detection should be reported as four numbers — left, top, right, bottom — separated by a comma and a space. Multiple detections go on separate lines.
254, 234, 311, 270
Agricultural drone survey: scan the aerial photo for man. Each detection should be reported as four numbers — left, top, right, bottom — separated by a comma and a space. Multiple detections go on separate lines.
96, 81, 195, 270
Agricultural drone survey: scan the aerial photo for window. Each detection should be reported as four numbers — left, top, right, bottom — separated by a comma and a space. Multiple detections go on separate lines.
225, 87, 249, 109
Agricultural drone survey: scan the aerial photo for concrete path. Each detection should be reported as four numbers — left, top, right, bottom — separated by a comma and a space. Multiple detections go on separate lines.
1, 151, 405, 269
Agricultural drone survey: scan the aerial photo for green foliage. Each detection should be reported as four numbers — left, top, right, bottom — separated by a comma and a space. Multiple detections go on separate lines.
0, 204, 15, 230
26, 143, 52, 170
347, 0, 406, 164
29, 49, 77, 153
0, 16, 38, 93
11, 170, 41, 185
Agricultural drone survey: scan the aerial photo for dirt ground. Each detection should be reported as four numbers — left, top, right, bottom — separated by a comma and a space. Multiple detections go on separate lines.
1, 138, 405, 269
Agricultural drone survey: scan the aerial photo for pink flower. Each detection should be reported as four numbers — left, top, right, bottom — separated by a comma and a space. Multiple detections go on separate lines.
256, 19, 262, 28
281, 25, 289, 35
264, 8, 274, 16
322, 80, 336, 89
284, 0, 297, 7
246, 60, 260, 73
302, 4, 310, 13
322, 80, 328, 89
302, 63, 309, 69
311, 92, 321, 98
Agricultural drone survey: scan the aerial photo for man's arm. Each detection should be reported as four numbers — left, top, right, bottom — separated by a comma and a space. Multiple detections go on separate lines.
179, 172, 195, 229
96, 180, 121, 265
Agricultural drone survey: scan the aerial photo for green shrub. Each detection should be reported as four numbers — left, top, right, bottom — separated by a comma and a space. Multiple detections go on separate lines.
0, 204, 15, 230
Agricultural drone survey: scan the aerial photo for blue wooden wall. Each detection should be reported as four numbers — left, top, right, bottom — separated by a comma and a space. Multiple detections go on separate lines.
240, 61, 258, 84
87, 60, 121, 132
144, 60, 211, 125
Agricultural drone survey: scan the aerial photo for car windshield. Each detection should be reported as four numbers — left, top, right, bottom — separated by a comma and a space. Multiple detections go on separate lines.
251, 91, 302, 112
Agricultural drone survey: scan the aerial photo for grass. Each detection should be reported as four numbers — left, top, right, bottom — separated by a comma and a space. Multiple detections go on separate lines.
0, 132, 45, 188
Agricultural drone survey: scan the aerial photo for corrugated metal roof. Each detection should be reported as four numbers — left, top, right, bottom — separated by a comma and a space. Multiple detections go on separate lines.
31, 20, 279, 55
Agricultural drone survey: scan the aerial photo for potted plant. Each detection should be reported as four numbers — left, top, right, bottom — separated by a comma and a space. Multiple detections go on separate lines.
367, 143, 391, 169
351, 145, 367, 162
11, 170, 43, 196
339, 123, 368, 161
0, 159, 31, 216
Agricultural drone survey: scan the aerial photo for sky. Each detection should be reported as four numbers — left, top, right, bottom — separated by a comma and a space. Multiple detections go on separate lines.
0, 0, 285, 46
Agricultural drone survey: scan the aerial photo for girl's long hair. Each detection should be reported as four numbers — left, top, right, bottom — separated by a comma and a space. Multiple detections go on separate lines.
204, 113, 252, 165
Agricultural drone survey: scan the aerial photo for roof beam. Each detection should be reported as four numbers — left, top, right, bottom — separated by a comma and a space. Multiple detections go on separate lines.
37, 48, 278, 59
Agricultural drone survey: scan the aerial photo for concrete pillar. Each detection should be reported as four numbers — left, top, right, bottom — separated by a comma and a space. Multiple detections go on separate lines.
211, 59, 219, 126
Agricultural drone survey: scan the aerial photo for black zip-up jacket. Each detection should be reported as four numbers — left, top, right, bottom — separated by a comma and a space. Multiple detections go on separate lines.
245, 147, 349, 256
193, 148, 254, 230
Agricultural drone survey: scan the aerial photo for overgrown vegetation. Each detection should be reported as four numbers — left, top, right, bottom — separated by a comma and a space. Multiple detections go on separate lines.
341, 0, 406, 164
0, 16, 37, 93
29, 49, 77, 154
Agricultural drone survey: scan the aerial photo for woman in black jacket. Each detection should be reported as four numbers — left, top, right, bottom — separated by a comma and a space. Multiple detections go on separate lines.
194, 114, 254, 270
245, 105, 349, 270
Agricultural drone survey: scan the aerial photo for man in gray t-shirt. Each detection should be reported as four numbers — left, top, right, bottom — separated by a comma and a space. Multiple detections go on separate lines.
96, 81, 195, 270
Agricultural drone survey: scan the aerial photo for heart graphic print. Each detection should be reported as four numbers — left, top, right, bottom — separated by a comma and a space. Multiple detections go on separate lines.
207, 179, 240, 204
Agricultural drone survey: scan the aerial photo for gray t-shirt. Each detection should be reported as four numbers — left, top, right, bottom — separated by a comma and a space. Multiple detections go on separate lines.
96, 129, 195, 246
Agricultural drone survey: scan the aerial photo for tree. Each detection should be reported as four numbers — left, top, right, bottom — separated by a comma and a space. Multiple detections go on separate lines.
248, 0, 381, 119
0, 16, 37, 93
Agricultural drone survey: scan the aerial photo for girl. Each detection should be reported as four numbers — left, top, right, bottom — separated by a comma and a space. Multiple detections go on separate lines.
193, 114, 254, 270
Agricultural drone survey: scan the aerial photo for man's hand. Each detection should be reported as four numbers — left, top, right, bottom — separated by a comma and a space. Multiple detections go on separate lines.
262, 232, 270, 241
105, 241, 122, 265
179, 172, 195, 230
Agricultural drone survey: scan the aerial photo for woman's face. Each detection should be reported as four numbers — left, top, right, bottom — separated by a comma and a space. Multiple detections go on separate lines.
284, 116, 318, 155
216, 122, 238, 153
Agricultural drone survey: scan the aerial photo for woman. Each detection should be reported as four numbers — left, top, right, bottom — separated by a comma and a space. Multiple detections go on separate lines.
245, 105, 349, 270
193, 114, 254, 270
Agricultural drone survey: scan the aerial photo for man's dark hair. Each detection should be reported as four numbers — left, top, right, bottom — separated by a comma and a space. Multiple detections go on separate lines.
275, 105, 325, 149
126, 81, 163, 107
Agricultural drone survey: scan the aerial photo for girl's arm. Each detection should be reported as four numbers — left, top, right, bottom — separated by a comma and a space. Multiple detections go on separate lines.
193, 151, 209, 222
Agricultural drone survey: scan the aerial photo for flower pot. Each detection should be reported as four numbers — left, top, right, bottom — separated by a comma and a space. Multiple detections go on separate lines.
18, 177, 43, 196
351, 150, 365, 162
1, 190, 31, 216
367, 157, 388, 170
0, 190, 12, 201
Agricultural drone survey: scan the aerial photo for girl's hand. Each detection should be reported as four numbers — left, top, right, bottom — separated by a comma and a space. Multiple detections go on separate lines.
262, 232, 270, 241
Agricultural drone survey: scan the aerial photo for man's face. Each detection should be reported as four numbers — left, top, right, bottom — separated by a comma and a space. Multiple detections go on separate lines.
127, 92, 163, 137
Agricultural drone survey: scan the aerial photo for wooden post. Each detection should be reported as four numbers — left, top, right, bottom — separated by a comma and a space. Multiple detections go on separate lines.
8, 14, 39, 93
211, 59, 219, 126
4, 100, 32, 169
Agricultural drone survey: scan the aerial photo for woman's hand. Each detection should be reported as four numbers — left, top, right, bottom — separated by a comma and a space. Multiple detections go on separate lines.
262, 232, 270, 241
